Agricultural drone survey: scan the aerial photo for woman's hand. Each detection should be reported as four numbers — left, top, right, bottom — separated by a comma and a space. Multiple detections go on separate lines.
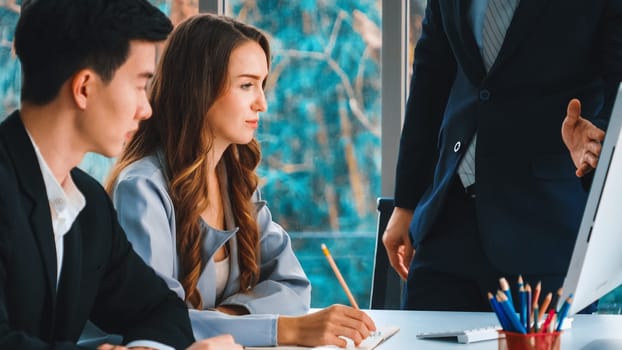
277, 304, 376, 347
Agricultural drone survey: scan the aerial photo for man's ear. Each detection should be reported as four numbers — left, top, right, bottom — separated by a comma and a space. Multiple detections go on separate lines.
71, 69, 95, 110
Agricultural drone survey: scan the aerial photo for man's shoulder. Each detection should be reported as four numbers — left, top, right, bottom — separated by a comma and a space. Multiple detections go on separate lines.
0, 111, 24, 156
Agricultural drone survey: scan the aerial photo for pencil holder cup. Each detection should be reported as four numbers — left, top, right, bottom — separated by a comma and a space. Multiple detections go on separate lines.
497, 331, 561, 350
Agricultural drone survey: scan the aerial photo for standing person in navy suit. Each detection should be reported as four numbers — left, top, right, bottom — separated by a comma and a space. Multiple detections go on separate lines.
382, 0, 622, 311
0, 0, 241, 349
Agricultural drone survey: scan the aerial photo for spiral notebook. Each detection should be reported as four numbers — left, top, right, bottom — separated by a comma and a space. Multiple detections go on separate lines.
245, 325, 399, 350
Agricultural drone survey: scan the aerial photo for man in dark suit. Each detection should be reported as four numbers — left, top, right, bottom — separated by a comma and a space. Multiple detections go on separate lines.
0, 1, 241, 349
382, 0, 622, 311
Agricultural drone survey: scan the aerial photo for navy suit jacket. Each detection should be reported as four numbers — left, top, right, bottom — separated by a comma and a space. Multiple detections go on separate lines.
0, 112, 194, 349
395, 0, 622, 274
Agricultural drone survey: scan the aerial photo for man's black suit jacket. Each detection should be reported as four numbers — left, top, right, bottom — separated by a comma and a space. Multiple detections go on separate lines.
395, 0, 622, 275
0, 111, 194, 349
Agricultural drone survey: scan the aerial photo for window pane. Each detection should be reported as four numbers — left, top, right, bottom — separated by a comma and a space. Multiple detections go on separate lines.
226, 0, 382, 307
408, 0, 426, 82
0, 1, 21, 119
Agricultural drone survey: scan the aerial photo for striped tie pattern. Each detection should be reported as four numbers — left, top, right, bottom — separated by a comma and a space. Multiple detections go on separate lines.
457, 0, 519, 188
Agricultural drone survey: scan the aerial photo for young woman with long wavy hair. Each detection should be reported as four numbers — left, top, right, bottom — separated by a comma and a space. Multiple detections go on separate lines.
106, 13, 375, 348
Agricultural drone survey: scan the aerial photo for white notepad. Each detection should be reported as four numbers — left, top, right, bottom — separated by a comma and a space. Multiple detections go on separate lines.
246, 325, 400, 350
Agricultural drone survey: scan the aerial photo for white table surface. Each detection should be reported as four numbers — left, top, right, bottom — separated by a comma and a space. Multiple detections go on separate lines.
364, 309, 622, 349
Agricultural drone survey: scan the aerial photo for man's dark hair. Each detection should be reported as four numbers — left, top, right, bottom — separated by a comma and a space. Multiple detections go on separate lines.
14, 0, 173, 105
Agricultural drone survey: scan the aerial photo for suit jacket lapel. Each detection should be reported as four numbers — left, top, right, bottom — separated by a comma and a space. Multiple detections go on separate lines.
442, 0, 552, 81
0, 112, 58, 299
441, 0, 487, 84
55, 222, 82, 339
488, 0, 552, 75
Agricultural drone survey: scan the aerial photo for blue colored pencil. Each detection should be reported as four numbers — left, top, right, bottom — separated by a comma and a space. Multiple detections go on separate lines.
499, 277, 514, 308
525, 284, 532, 330
519, 285, 527, 331
556, 294, 573, 331
497, 291, 527, 334
488, 292, 511, 331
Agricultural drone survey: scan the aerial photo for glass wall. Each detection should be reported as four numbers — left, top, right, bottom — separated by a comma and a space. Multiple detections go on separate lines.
0, 0, 20, 118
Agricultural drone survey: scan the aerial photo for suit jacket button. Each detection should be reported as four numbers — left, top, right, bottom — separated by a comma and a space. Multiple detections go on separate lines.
454, 141, 461, 152
479, 89, 491, 101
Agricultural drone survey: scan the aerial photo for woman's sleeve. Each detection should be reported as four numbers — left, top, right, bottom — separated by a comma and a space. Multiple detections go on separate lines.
189, 309, 279, 347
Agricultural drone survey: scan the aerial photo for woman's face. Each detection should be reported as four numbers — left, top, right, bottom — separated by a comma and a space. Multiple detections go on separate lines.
207, 40, 268, 152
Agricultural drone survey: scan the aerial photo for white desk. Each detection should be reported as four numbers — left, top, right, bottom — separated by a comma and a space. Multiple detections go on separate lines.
367, 309, 622, 349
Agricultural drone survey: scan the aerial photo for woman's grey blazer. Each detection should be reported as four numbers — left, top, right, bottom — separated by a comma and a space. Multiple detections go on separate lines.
111, 154, 311, 347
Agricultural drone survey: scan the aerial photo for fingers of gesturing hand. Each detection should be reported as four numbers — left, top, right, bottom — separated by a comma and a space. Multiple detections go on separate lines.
565, 98, 582, 126
574, 136, 602, 177
578, 152, 599, 176
566, 121, 603, 173
587, 126, 606, 143
584, 137, 603, 156
576, 121, 603, 153
562, 98, 607, 178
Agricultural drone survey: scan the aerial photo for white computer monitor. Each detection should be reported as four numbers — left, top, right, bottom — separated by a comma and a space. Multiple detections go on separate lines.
561, 83, 622, 315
